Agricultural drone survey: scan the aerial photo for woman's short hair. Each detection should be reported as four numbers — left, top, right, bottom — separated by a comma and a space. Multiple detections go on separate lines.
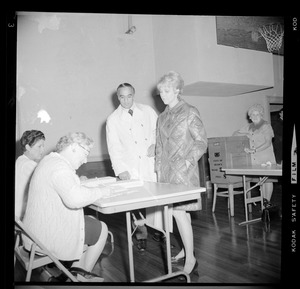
116, 83, 135, 96
248, 104, 264, 117
56, 132, 94, 153
20, 130, 45, 153
157, 71, 184, 94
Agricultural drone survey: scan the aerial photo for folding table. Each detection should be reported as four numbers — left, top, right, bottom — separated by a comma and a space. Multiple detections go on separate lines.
222, 164, 282, 225
89, 180, 206, 282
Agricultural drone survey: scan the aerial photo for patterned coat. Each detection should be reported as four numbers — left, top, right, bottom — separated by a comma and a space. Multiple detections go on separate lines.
155, 100, 207, 210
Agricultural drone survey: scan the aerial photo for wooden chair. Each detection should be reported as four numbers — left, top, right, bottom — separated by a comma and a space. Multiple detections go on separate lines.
14, 217, 78, 282
212, 182, 246, 217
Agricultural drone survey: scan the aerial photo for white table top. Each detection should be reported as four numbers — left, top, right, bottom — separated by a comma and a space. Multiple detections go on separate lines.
90, 181, 206, 214
222, 164, 282, 176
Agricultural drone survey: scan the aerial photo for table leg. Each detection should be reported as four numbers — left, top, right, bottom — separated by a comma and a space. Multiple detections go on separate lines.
164, 205, 172, 274
259, 177, 264, 208
243, 175, 249, 223
126, 211, 135, 282
239, 176, 269, 226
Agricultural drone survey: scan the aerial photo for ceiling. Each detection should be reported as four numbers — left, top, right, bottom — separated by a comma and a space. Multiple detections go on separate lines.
216, 16, 284, 55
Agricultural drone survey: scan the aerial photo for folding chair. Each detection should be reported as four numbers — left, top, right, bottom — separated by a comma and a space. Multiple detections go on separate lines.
14, 217, 78, 282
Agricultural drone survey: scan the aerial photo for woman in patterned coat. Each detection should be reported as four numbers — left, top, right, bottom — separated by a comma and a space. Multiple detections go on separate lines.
155, 71, 207, 275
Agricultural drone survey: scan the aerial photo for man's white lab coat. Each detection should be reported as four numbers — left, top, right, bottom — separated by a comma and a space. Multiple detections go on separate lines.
106, 102, 167, 229
106, 102, 157, 181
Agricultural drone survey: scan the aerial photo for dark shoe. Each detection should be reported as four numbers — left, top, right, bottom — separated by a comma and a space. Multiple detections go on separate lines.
152, 232, 164, 242
70, 267, 104, 282
137, 239, 147, 251
48, 273, 69, 282
263, 198, 274, 208
153, 233, 176, 248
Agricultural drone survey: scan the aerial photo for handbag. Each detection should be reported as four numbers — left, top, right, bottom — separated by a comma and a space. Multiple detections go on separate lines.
261, 204, 282, 223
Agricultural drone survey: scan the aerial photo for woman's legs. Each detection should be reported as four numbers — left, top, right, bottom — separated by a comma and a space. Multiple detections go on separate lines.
72, 218, 108, 272
173, 210, 196, 273
262, 182, 273, 202
173, 212, 191, 260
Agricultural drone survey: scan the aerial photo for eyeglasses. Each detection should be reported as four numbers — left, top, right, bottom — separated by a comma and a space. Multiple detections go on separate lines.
77, 144, 90, 156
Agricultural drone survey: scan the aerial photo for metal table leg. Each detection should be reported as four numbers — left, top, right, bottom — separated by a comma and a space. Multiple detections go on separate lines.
239, 176, 268, 226
126, 211, 135, 282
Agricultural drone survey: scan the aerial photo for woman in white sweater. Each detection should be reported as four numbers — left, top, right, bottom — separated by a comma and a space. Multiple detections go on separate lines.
23, 132, 110, 282
15, 130, 45, 220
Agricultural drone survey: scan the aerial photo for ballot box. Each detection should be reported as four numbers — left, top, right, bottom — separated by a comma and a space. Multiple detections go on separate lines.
208, 136, 251, 184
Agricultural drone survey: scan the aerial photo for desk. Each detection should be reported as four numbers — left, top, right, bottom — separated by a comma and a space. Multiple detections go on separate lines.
222, 164, 282, 225
89, 181, 206, 282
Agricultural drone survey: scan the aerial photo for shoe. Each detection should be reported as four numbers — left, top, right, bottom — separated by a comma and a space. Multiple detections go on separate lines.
152, 232, 164, 242
137, 239, 147, 251
171, 256, 185, 263
263, 198, 274, 208
48, 273, 69, 282
178, 260, 199, 281
153, 233, 176, 248
70, 267, 104, 282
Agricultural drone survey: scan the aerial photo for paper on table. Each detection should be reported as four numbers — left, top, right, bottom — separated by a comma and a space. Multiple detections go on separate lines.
83, 178, 144, 201
81, 176, 116, 187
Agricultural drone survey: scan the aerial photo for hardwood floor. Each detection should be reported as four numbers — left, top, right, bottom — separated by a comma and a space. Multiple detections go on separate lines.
14, 161, 283, 284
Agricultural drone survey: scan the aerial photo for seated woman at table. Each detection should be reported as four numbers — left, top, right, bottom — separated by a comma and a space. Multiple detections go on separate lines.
15, 130, 45, 220
22, 132, 111, 282
155, 71, 207, 276
233, 103, 276, 205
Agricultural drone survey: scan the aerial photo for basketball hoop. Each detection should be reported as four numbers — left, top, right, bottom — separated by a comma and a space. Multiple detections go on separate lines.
258, 23, 284, 53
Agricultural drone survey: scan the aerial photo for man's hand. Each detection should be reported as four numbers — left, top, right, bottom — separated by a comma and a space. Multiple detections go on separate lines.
118, 171, 131, 180
244, 147, 256, 154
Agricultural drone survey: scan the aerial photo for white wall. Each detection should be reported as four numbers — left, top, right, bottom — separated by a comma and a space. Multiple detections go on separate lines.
16, 13, 284, 161
16, 13, 157, 160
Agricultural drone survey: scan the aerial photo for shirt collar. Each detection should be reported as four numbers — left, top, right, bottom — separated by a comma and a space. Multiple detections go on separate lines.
166, 99, 185, 114
120, 102, 136, 113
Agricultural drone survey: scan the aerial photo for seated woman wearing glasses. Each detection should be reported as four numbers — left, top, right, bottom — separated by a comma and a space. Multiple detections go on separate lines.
23, 132, 110, 282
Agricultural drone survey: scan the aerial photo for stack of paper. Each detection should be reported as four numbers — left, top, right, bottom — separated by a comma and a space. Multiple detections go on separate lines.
109, 179, 144, 188
81, 176, 116, 188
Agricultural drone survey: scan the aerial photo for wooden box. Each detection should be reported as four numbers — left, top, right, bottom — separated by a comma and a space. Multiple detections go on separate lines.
208, 136, 251, 184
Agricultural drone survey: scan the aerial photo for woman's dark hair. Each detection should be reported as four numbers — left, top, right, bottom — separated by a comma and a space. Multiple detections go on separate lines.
20, 130, 45, 153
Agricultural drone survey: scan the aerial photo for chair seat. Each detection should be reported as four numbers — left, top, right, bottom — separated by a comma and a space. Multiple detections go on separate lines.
16, 246, 52, 271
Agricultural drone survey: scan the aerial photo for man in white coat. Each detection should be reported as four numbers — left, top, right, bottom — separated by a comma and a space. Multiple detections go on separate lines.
106, 83, 160, 251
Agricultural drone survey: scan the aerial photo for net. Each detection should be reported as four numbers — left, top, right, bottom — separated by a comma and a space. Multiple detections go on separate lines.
258, 23, 284, 53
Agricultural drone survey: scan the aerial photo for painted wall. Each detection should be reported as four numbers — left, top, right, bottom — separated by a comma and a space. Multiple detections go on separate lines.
16, 13, 157, 160
16, 13, 283, 161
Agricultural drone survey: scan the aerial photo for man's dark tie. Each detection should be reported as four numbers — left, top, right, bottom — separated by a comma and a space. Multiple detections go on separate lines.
128, 109, 133, 116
